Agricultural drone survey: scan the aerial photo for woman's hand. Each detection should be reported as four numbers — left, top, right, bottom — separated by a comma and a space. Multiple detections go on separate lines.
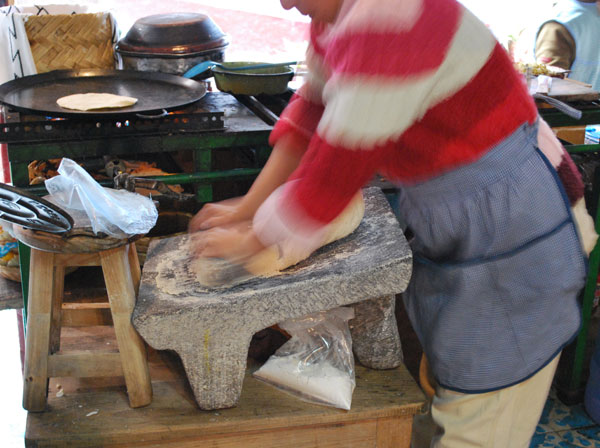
190, 221, 265, 262
188, 196, 251, 233
189, 202, 240, 233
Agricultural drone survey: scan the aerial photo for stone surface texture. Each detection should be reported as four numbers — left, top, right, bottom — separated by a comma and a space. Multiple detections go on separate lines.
349, 295, 404, 370
133, 187, 413, 410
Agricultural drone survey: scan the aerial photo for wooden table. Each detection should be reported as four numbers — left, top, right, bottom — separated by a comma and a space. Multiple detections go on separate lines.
535, 76, 599, 102
25, 325, 425, 448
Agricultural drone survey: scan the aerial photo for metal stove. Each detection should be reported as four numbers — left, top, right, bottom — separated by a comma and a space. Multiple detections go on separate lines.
0, 92, 279, 202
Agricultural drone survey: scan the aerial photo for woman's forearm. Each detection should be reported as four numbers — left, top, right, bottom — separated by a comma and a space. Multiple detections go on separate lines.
236, 133, 306, 219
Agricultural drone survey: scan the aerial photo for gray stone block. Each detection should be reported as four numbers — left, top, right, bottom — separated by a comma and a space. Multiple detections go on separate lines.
132, 187, 413, 410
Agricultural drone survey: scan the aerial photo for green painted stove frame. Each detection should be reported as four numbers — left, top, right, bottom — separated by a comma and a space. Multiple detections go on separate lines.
5, 93, 274, 324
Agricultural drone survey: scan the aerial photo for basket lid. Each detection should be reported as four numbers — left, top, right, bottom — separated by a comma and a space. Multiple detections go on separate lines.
116, 12, 230, 56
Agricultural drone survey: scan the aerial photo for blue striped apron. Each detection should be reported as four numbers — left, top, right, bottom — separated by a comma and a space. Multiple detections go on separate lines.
398, 121, 586, 392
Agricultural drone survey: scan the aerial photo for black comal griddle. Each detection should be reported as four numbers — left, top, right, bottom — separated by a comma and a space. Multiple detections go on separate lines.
0, 69, 207, 118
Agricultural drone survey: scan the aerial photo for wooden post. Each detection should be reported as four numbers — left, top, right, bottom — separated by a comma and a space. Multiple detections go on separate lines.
127, 243, 141, 295
23, 249, 55, 412
49, 266, 65, 353
100, 246, 152, 408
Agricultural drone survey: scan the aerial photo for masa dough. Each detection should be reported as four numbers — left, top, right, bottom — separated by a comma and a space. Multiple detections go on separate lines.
56, 93, 138, 111
193, 192, 365, 287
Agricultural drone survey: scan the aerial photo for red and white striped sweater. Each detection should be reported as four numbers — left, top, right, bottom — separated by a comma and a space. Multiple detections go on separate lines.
253, 0, 595, 256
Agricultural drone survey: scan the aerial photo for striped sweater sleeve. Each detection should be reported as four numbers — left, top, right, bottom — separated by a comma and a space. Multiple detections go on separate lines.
269, 33, 328, 153
255, 0, 498, 252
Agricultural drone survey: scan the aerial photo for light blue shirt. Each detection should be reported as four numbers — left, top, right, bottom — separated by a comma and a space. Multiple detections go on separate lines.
537, 0, 600, 90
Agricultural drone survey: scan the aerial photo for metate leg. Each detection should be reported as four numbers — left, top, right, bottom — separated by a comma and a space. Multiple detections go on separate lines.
177, 328, 253, 410
350, 295, 404, 370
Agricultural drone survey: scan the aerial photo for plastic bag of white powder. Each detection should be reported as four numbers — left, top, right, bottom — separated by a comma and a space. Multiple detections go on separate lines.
253, 307, 356, 410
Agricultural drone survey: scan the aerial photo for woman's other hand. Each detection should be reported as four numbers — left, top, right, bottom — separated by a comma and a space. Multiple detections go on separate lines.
189, 221, 265, 262
189, 202, 239, 233
188, 196, 250, 233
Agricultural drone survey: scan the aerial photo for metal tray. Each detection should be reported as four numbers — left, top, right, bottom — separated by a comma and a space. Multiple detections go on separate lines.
0, 183, 72, 233
0, 69, 207, 118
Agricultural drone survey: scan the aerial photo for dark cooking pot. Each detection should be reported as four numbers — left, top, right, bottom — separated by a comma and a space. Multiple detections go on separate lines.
115, 12, 229, 75
211, 62, 295, 96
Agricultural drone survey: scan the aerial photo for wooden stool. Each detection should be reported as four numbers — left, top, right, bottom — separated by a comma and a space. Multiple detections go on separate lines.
14, 214, 153, 412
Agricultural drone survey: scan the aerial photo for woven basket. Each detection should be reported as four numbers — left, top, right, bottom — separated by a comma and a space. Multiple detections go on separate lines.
24, 13, 115, 73
0, 265, 21, 282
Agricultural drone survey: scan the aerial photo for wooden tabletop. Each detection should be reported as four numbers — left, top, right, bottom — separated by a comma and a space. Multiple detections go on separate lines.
533, 77, 600, 102
26, 325, 426, 448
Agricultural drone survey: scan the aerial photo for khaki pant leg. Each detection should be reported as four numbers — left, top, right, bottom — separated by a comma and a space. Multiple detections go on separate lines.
412, 354, 560, 448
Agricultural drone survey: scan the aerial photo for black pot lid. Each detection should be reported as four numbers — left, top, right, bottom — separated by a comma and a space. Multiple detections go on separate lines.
0, 184, 73, 234
116, 12, 230, 56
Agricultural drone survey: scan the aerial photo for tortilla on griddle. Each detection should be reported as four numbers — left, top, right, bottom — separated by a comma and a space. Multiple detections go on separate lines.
56, 93, 138, 111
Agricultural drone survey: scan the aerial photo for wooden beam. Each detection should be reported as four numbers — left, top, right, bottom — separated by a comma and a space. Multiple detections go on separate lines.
61, 303, 113, 327
55, 253, 100, 267
47, 352, 123, 377
100, 246, 152, 408
23, 249, 55, 411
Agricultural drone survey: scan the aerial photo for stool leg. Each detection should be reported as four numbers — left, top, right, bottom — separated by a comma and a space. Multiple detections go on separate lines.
23, 249, 55, 412
49, 265, 66, 354
100, 246, 152, 408
127, 243, 141, 294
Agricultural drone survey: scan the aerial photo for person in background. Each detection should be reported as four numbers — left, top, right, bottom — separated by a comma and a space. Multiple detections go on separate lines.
535, 0, 600, 90
189, 0, 598, 446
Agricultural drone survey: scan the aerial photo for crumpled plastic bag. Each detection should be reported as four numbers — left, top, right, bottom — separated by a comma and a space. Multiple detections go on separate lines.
45, 158, 158, 237
253, 307, 356, 410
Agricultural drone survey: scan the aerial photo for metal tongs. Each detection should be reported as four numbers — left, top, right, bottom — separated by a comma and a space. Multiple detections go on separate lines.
533, 93, 583, 120
113, 173, 194, 201
528, 72, 583, 120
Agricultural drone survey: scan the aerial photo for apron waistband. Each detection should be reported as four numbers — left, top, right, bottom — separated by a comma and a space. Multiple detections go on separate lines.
399, 121, 539, 202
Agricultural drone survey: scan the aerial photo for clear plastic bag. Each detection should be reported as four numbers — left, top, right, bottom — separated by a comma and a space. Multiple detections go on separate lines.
45, 158, 158, 237
253, 307, 356, 410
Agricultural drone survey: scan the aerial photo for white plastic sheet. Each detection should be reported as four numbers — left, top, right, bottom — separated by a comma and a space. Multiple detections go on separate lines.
45, 158, 157, 237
